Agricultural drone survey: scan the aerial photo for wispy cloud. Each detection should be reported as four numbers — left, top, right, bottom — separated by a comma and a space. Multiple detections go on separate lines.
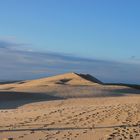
0, 40, 21, 48
0, 38, 29, 51
0, 39, 140, 84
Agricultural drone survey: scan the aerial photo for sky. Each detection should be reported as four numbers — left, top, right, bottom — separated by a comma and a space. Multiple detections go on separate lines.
0, 0, 140, 83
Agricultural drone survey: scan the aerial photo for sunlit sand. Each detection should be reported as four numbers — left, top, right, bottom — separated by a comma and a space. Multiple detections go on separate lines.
0, 73, 140, 140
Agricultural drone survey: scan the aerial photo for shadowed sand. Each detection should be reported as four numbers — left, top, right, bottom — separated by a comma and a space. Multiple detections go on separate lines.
0, 73, 140, 140
0, 91, 63, 109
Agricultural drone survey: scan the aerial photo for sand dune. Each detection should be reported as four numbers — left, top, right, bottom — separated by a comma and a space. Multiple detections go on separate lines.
0, 72, 101, 89
0, 73, 140, 140
0, 72, 136, 94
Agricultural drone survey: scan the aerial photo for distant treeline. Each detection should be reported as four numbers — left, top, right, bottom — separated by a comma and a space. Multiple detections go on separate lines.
0, 81, 21, 84
104, 83, 140, 90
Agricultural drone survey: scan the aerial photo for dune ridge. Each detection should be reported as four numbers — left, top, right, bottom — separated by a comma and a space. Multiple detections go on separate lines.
0, 73, 140, 140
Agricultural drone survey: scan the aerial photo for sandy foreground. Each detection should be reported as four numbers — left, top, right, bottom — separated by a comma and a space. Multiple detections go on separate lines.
0, 73, 140, 140
0, 96, 140, 140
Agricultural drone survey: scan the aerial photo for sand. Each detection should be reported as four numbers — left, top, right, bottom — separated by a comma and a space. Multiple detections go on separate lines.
0, 73, 140, 140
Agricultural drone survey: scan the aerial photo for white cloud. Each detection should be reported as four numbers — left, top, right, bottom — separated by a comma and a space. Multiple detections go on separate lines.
0, 39, 140, 84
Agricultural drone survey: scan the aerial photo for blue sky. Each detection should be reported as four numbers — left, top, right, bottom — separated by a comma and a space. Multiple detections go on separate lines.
0, 0, 140, 83
0, 0, 140, 60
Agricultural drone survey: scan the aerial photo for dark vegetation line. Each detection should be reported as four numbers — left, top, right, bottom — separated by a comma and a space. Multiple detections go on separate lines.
0, 81, 22, 84
104, 83, 140, 90
76, 73, 140, 89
